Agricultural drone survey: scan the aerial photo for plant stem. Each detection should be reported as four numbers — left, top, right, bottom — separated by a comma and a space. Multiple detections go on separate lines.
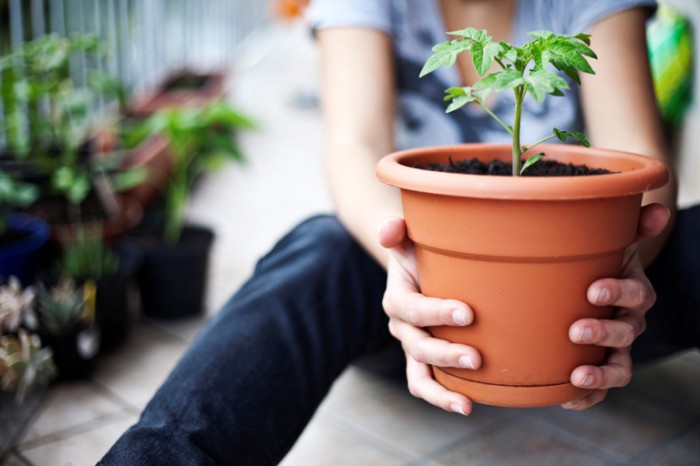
512, 86, 524, 176
521, 134, 555, 153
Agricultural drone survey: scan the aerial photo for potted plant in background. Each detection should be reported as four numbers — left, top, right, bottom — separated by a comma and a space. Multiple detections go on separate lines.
128, 69, 228, 117
56, 226, 142, 350
376, 29, 668, 407
34, 277, 99, 380
0, 279, 56, 462
130, 101, 254, 319
0, 33, 145, 248
0, 173, 48, 286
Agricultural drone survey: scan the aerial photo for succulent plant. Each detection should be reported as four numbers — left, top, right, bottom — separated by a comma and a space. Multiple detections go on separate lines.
36, 278, 94, 334
0, 330, 56, 403
0, 276, 38, 333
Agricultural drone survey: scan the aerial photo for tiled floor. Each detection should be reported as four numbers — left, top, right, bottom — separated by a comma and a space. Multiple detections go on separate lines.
5, 20, 700, 466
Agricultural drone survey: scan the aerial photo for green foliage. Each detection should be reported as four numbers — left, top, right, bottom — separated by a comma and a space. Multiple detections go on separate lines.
35, 278, 91, 334
421, 28, 596, 176
57, 227, 119, 279
0, 33, 133, 207
132, 101, 255, 244
0, 172, 40, 235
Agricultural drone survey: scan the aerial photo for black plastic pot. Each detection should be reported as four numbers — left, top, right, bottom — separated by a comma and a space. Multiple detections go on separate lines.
40, 323, 100, 380
96, 240, 143, 350
137, 224, 214, 319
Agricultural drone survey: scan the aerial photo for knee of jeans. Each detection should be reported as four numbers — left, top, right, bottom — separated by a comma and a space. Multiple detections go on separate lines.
256, 215, 361, 272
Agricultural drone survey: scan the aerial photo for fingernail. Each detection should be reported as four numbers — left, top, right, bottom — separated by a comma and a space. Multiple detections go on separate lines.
458, 355, 476, 369
594, 287, 610, 304
577, 374, 594, 387
450, 403, 465, 415
577, 326, 593, 343
452, 309, 469, 326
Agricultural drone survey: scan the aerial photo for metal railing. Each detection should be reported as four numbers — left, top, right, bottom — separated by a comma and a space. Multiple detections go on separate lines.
0, 0, 270, 143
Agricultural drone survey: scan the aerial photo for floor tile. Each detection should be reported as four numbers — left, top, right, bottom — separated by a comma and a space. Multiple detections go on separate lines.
429, 419, 614, 466
633, 423, 700, 466
331, 381, 510, 458
522, 388, 696, 463
91, 324, 190, 409
2, 454, 31, 466
628, 350, 700, 414
281, 415, 415, 466
18, 382, 125, 447
19, 410, 138, 466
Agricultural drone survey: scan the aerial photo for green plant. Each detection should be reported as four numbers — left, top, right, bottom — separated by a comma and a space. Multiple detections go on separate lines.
35, 278, 93, 334
420, 28, 596, 176
131, 101, 255, 244
0, 171, 39, 235
0, 330, 56, 403
57, 226, 119, 279
0, 33, 140, 208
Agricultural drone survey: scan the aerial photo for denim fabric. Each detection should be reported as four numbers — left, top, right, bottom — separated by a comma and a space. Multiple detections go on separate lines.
633, 204, 700, 363
99, 215, 392, 465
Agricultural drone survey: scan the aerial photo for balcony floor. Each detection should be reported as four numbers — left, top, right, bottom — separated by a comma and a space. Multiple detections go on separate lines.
5, 21, 700, 466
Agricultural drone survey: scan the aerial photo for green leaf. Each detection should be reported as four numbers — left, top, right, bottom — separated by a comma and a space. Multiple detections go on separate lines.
473, 69, 524, 91
420, 40, 468, 77
525, 69, 569, 103
447, 28, 488, 42
443, 87, 478, 113
520, 153, 544, 175
472, 40, 503, 76
553, 128, 590, 147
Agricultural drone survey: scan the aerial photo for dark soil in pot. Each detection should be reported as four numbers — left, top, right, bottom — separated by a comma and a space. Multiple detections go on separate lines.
416, 156, 613, 176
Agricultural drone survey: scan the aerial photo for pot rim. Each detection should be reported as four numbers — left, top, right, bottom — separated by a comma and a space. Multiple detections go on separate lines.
376, 143, 669, 200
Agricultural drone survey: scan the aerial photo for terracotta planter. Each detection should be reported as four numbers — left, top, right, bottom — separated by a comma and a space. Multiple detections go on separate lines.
376, 143, 668, 407
129, 70, 227, 117
27, 195, 143, 246
122, 134, 173, 208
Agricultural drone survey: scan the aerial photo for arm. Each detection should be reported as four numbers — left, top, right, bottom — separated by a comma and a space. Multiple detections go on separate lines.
318, 27, 400, 266
566, 7, 677, 409
580, 6, 677, 266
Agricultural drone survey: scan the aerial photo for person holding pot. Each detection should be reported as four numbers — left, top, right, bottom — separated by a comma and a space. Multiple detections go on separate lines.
101, 0, 695, 464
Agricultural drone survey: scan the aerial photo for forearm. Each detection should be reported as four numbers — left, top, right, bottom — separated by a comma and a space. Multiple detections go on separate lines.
326, 139, 401, 268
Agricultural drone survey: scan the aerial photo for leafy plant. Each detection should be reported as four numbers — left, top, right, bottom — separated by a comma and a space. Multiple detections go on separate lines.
0, 171, 39, 235
57, 226, 119, 279
0, 330, 56, 404
420, 28, 597, 176
130, 101, 255, 244
35, 278, 94, 334
0, 33, 141, 208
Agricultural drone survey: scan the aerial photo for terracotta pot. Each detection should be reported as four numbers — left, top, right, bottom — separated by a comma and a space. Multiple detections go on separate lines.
376, 143, 668, 407
122, 134, 173, 208
129, 70, 227, 117
27, 195, 143, 246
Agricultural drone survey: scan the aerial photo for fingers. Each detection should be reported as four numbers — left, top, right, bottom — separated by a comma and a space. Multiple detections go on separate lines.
637, 203, 670, 241
378, 217, 408, 250
388, 319, 481, 370
562, 348, 632, 410
405, 355, 473, 415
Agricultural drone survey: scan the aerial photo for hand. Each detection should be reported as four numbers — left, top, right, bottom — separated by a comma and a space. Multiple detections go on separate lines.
563, 203, 671, 410
378, 217, 481, 416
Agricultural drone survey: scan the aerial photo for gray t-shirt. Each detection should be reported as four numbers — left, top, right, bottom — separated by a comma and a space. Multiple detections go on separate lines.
307, 0, 657, 149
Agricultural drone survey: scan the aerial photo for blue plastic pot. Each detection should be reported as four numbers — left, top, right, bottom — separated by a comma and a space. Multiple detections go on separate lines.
0, 214, 50, 286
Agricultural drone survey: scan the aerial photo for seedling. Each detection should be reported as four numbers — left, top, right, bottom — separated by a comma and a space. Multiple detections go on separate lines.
420, 28, 596, 176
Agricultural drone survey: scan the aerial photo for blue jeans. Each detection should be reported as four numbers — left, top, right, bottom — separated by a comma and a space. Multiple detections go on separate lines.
99, 215, 393, 465
100, 210, 699, 465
